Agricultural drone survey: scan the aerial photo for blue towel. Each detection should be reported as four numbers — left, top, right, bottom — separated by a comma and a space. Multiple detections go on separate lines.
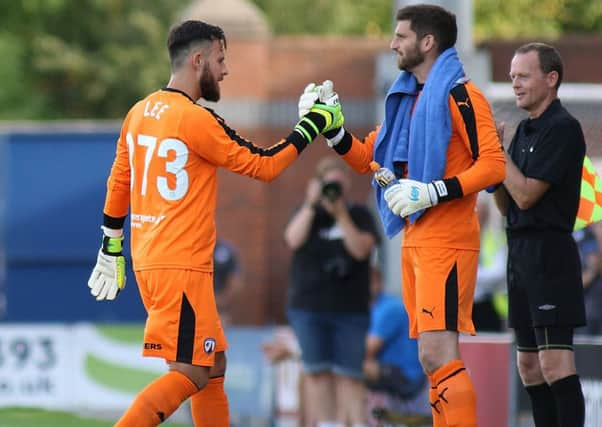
373, 47, 466, 238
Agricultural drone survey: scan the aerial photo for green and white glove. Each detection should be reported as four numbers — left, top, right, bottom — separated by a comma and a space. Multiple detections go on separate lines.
88, 229, 126, 301
296, 80, 345, 146
384, 179, 441, 217
294, 98, 344, 144
317, 80, 345, 146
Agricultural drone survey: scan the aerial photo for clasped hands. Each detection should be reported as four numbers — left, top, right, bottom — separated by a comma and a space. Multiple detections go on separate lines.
297, 81, 438, 217
296, 80, 345, 145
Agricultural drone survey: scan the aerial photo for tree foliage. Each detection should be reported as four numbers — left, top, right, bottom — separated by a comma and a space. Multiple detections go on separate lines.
0, 0, 188, 119
1, 0, 601, 120
251, 0, 393, 37
474, 0, 602, 41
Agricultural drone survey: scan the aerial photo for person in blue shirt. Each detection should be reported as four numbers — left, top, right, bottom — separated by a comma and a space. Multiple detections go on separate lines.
363, 263, 430, 425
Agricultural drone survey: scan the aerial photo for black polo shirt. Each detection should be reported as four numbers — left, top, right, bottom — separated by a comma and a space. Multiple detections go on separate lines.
506, 99, 585, 233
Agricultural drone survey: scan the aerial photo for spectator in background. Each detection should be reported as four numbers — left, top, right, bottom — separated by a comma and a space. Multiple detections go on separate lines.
284, 156, 379, 427
574, 221, 602, 335
474, 193, 506, 332
262, 327, 308, 426
213, 239, 243, 325
363, 260, 430, 426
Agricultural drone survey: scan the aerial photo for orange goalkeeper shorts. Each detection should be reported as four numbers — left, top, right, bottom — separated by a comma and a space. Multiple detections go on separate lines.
401, 247, 477, 338
135, 269, 228, 366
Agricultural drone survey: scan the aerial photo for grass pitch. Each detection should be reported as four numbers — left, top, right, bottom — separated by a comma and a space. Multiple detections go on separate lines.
0, 407, 191, 427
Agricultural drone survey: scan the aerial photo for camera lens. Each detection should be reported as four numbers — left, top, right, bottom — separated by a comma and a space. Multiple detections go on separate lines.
321, 181, 342, 201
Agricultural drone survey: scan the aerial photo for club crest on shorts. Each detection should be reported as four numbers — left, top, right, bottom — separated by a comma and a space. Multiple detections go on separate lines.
204, 338, 216, 354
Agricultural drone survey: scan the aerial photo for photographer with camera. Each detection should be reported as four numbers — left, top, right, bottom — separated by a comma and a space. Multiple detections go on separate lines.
284, 156, 379, 427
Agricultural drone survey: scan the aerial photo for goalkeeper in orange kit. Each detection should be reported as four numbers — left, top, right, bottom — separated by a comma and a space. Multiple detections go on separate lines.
86, 20, 342, 427
298, 5, 506, 426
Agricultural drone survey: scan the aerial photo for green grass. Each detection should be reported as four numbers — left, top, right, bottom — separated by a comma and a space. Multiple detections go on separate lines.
0, 407, 192, 427
94, 323, 145, 343
84, 353, 159, 394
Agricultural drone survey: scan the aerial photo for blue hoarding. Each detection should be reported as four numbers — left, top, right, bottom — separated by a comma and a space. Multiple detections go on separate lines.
0, 125, 145, 322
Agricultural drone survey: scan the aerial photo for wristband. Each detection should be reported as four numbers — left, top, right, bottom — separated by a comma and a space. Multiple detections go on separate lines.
430, 177, 463, 203
326, 127, 346, 147
102, 235, 124, 255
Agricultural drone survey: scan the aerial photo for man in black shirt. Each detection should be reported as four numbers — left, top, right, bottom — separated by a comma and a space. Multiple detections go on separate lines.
494, 42, 586, 427
285, 156, 379, 427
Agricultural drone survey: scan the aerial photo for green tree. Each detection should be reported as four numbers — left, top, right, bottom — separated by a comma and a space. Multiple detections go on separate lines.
474, 0, 602, 41
252, 0, 602, 40
0, 0, 188, 119
251, 0, 393, 36
1, 0, 602, 120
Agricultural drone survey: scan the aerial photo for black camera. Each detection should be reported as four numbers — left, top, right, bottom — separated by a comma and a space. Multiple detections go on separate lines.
321, 181, 343, 202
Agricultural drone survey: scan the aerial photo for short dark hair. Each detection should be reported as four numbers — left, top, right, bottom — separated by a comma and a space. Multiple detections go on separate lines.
396, 4, 457, 54
515, 42, 563, 89
167, 20, 226, 69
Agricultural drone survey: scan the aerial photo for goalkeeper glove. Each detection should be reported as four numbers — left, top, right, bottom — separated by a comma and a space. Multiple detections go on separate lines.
297, 80, 346, 146
317, 80, 345, 145
298, 82, 320, 118
88, 231, 126, 301
384, 179, 442, 217
294, 102, 343, 144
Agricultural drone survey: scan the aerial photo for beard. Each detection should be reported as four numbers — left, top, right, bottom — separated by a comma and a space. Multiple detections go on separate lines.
397, 43, 425, 72
199, 63, 220, 102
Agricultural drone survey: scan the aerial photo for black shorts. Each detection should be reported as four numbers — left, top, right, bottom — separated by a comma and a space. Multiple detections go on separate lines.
515, 326, 575, 352
507, 231, 585, 329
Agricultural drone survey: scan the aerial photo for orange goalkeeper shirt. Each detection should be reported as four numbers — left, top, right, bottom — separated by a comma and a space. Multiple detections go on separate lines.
338, 81, 505, 249
104, 88, 301, 271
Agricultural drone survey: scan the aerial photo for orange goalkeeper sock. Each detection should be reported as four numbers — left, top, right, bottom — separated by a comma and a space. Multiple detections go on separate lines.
115, 370, 199, 427
429, 377, 447, 427
191, 375, 230, 427
431, 360, 477, 427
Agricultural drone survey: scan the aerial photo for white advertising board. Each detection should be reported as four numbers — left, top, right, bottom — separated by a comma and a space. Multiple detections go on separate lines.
0, 323, 163, 411
0, 324, 73, 408
0, 323, 274, 423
